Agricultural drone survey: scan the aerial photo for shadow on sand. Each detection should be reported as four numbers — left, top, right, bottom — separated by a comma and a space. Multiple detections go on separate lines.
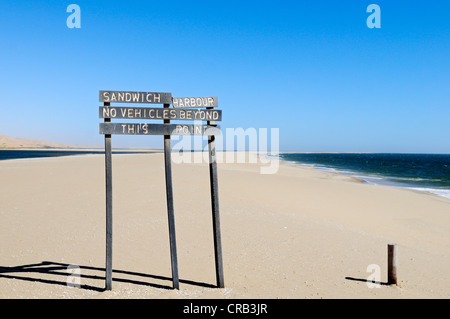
0, 261, 216, 292
345, 276, 390, 286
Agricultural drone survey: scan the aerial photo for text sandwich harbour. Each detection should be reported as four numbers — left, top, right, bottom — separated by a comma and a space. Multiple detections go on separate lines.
99, 90, 218, 108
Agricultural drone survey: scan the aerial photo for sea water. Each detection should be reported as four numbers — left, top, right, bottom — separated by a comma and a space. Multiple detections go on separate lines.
279, 153, 450, 199
0, 149, 150, 161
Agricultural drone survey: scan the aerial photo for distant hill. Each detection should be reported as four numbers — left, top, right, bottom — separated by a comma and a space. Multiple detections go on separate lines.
0, 134, 95, 149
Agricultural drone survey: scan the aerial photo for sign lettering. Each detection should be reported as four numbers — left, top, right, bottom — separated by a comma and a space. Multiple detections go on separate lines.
99, 90, 172, 104
99, 123, 221, 136
172, 96, 218, 108
100, 107, 222, 121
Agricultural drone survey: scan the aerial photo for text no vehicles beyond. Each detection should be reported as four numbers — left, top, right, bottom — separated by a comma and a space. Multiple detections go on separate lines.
100, 107, 221, 121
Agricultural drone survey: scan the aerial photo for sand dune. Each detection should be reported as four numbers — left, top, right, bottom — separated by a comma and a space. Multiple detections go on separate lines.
0, 134, 89, 149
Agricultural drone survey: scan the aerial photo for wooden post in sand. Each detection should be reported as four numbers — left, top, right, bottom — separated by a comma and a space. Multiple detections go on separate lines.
163, 103, 180, 290
207, 106, 225, 288
104, 101, 113, 291
388, 243, 398, 285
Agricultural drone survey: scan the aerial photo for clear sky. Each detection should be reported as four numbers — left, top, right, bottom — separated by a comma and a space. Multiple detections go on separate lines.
0, 0, 449, 152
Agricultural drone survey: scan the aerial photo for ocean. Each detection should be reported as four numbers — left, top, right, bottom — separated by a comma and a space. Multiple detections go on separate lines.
0, 149, 152, 161
279, 153, 450, 199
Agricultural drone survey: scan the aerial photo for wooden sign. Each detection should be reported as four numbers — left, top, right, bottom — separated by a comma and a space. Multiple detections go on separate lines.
99, 90, 172, 104
99, 90, 224, 292
99, 107, 222, 121
172, 96, 218, 108
99, 123, 221, 135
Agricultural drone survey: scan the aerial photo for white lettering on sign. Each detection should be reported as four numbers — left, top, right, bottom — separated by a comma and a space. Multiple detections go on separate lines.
99, 91, 171, 104
172, 96, 218, 108
105, 123, 220, 135
100, 107, 221, 121
121, 123, 150, 134
175, 125, 211, 135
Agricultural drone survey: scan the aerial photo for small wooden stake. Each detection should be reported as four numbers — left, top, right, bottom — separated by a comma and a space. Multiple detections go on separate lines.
388, 243, 398, 285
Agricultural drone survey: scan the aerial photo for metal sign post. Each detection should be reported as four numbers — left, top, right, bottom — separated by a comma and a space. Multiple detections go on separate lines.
99, 91, 224, 290
163, 102, 179, 290
104, 101, 113, 291
207, 105, 225, 288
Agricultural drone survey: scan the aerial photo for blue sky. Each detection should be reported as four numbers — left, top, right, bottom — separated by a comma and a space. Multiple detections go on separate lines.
0, 0, 449, 152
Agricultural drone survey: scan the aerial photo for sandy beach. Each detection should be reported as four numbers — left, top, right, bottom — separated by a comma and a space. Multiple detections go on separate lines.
0, 152, 449, 299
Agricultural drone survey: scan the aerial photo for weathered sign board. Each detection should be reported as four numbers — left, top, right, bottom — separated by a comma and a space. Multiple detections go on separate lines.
98, 90, 224, 291
99, 123, 221, 136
